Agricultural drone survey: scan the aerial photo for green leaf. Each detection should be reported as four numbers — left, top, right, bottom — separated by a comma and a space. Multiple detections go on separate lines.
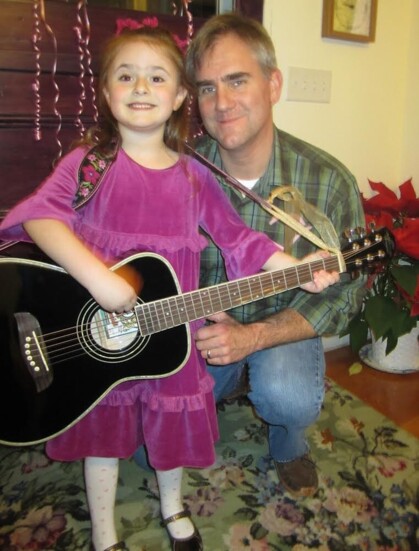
240, 454, 254, 468
239, 494, 260, 507
373, 307, 417, 353
345, 315, 369, 353
364, 295, 401, 339
349, 362, 363, 375
386, 309, 417, 350
250, 522, 269, 540
235, 506, 259, 521
221, 446, 237, 459
391, 263, 419, 297
382, 329, 397, 355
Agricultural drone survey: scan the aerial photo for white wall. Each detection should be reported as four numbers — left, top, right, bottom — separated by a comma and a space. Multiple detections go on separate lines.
402, 0, 419, 183
263, 0, 418, 196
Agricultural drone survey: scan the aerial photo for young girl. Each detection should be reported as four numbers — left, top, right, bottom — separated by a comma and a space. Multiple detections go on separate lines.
0, 27, 337, 551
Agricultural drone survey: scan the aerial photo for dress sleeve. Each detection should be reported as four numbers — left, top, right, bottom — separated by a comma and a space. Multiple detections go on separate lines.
195, 161, 281, 280
0, 148, 84, 243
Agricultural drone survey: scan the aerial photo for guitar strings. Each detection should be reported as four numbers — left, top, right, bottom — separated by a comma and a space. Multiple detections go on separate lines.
27, 250, 368, 365
26, 245, 377, 366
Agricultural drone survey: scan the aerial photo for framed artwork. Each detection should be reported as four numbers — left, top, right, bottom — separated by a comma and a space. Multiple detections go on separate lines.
322, 0, 377, 43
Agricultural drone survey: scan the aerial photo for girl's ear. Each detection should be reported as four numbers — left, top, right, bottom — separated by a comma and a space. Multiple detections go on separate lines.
173, 86, 188, 112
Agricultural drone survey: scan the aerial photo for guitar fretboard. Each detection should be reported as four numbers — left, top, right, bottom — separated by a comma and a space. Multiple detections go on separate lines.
135, 256, 341, 336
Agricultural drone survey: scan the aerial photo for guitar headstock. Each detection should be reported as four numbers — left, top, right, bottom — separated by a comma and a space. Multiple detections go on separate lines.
342, 226, 395, 276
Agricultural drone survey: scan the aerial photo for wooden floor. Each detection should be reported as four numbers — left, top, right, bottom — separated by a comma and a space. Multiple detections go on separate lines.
325, 346, 419, 438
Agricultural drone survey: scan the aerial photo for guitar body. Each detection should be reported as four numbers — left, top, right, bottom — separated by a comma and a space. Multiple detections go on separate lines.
0, 252, 190, 446
0, 227, 393, 447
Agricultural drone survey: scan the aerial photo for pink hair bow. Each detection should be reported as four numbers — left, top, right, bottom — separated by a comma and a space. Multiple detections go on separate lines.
115, 16, 189, 52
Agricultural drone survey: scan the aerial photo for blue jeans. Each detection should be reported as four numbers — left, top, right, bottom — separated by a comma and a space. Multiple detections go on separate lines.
209, 337, 325, 463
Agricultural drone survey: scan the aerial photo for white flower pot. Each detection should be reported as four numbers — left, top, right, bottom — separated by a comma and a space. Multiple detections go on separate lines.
370, 327, 419, 373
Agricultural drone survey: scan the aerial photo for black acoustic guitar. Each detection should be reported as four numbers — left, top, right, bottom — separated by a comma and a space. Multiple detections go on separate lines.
0, 228, 392, 446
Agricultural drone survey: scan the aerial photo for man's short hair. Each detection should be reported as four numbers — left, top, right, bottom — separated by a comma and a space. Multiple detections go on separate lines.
185, 13, 278, 84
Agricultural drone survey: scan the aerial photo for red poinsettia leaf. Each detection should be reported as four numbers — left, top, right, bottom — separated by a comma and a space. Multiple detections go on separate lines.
363, 180, 401, 216
364, 212, 394, 232
393, 218, 419, 259
368, 180, 397, 198
399, 178, 416, 200
396, 179, 419, 215
405, 198, 419, 217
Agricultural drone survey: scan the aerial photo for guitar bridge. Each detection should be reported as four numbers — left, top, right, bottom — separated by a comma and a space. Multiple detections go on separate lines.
14, 312, 52, 393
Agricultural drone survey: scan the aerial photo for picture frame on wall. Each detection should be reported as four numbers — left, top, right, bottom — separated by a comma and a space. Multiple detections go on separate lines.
322, 0, 377, 43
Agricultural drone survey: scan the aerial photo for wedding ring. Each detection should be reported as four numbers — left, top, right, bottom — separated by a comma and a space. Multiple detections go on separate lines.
207, 349, 211, 359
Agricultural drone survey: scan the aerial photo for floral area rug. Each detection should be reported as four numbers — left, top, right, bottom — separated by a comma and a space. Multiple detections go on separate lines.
0, 378, 418, 551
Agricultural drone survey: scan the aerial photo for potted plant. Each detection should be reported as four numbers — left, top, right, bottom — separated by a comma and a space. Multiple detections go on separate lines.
343, 179, 419, 366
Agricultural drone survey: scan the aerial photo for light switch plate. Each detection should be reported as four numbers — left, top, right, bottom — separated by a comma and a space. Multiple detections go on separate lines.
287, 67, 332, 103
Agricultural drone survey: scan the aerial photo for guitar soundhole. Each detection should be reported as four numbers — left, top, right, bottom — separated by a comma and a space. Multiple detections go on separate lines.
77, 299, 149, 363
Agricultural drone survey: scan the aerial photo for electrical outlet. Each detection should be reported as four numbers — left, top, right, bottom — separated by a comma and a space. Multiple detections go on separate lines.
287, 67, 332, 103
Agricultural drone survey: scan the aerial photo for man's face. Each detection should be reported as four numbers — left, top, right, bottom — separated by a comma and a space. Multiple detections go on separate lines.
195, 34, 282, 153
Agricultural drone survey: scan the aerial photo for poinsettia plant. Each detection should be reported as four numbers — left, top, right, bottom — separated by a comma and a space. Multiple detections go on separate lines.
344, 178, 419, 355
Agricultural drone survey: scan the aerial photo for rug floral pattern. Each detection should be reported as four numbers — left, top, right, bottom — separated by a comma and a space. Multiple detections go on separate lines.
0, 379, 418, 551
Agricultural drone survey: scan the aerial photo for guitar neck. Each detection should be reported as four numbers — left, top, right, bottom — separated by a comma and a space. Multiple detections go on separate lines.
135, 255, 342, 336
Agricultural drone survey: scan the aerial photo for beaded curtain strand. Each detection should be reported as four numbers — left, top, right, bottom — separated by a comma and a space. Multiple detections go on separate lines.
32, 0, 42, 142
32, 0, 62, 160
173, 0, 204, 140
170, 0, 194, 44
74, 0, 98, 137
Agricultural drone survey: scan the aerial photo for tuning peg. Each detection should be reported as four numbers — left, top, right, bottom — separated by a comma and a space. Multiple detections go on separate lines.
344, 228, 357, 242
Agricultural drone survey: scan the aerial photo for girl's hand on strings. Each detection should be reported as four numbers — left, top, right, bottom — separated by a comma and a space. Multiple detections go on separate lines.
89, 270, 138, 313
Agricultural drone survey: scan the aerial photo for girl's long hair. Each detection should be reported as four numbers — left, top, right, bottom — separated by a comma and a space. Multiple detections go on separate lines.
75, 27, 192, 158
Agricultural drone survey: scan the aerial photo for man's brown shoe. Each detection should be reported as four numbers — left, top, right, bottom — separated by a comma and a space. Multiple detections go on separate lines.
275, 454, 318, 497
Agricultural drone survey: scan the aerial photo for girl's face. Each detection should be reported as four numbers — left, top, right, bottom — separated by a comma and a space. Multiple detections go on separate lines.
103, 40, 187, 138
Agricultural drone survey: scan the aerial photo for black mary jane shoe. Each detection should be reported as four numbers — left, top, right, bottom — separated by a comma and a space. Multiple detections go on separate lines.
161, 510, 203, 551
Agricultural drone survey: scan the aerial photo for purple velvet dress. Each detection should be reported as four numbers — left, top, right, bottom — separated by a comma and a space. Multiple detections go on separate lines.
0, 147, 279, 470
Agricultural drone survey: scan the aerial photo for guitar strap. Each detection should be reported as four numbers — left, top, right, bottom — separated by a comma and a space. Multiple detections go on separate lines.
0, 145, 116, 255
73, 145, 116, 209
185, 143, 345, 272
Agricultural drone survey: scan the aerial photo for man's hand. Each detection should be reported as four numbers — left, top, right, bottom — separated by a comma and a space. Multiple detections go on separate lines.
194, 312, 258, 365
194, 308, 318, 365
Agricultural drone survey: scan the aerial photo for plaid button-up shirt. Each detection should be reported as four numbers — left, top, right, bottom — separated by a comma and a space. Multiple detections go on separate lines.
198, 126, 366, 336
